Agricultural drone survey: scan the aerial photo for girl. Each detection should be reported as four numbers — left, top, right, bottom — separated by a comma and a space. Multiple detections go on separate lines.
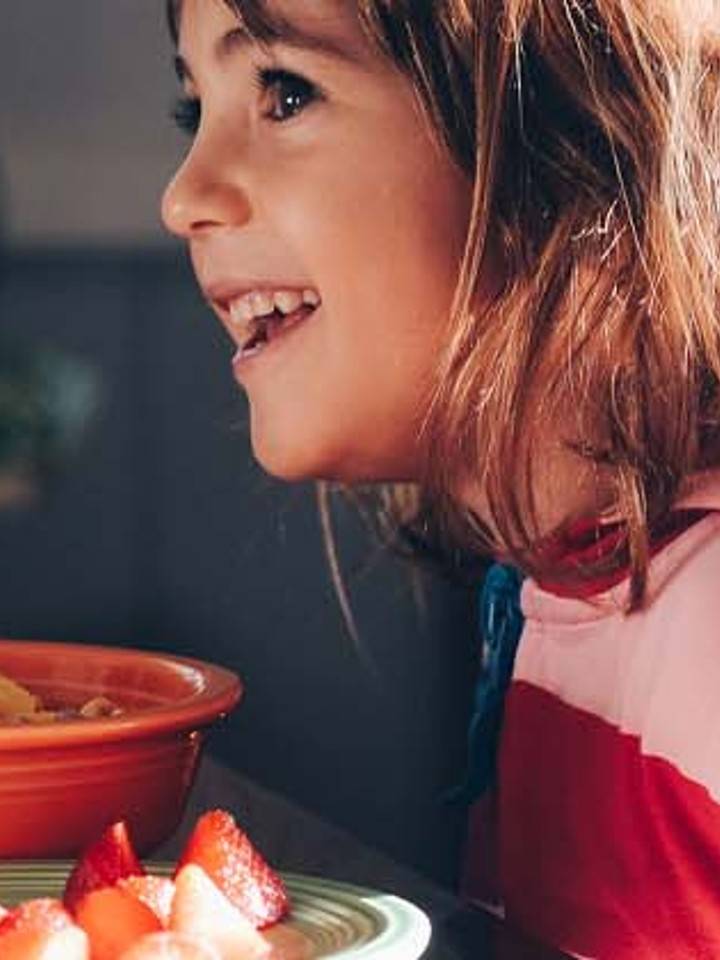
162, 1, 720, 956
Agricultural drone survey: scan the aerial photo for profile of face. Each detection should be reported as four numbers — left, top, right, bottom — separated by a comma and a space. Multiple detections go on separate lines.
162, 0, 472, 483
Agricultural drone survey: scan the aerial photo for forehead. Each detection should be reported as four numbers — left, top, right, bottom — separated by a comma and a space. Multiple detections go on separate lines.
172, 0, 373, 78
170, 0, 359, 43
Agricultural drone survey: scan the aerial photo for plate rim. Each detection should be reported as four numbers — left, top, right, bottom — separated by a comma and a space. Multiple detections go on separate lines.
0, 861, 432, 960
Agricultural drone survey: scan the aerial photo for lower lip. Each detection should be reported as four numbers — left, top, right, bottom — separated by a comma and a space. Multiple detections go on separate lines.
231, 305, 317, 380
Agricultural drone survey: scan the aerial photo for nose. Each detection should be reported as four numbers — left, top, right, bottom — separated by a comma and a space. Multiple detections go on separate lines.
161, 145, 252, 239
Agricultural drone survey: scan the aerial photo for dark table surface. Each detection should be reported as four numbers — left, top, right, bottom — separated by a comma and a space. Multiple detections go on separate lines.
158, 755, 568, 960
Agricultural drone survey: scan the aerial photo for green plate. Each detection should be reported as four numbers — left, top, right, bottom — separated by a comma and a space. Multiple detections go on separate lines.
0, 862, 431, 959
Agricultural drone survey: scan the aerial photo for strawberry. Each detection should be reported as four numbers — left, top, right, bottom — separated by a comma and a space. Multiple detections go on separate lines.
119, 875, 176, 927
74, 885, 162, 960
175, 810, 289, 928
63, 820, 145, 914
170, 865, 269, 959
0, 898, 89, 960
119, 931, 221, 959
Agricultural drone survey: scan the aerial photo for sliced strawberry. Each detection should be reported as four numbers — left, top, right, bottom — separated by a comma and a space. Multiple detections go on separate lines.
64, 820, 145, 914
175, 810, 289, 928
0, 898, 76, 936
0, 898, 89, 959
119, 875, 176, 927
170, 864, 269, 959
74, 885, 162, 960
119, 931, 221, 959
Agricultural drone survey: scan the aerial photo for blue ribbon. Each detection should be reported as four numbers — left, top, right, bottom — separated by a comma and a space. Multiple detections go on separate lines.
446, 563, 525, 804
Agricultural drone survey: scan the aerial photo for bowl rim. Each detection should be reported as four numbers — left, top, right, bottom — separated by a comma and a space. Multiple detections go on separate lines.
0, 639, 243, 749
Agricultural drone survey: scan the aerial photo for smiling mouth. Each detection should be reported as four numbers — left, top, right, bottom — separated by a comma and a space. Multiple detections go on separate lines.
210, 287, 322, 362
239, 303, 317, 358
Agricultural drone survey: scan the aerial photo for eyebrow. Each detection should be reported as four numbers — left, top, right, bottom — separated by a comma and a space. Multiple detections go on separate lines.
174, 18, 363, 84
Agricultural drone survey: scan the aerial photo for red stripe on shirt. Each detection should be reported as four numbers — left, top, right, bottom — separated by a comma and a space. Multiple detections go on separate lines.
491, 681, 720, 959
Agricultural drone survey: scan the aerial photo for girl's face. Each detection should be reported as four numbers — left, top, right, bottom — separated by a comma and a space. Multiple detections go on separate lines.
162, 0, 472, 482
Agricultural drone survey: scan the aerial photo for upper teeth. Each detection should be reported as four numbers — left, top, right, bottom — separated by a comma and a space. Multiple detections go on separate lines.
229, 288, 320, 326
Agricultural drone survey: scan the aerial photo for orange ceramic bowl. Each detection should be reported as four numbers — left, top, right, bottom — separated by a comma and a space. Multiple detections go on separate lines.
0, 640, 242, 859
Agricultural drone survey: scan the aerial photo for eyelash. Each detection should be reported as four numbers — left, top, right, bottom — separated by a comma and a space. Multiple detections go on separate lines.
172, 97, 201, 135
171, 67, 323, 136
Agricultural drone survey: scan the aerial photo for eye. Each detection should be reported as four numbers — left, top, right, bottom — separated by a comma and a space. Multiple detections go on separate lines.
254, 67, 323, 122
172, 96, 201, 136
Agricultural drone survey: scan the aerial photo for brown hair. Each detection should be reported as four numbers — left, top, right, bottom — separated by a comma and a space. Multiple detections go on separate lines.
169, 1, 720, 606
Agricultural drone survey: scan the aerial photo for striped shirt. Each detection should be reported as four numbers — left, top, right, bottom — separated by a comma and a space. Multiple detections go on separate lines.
462, 471, 720, 959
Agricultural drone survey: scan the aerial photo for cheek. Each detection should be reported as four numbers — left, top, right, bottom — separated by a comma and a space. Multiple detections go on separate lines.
261, 132, 471, 330
246, 131, 471, 480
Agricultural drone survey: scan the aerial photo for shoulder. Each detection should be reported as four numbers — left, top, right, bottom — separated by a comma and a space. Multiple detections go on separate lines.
640, 512, 720, 640
517, 513, 720, 798
619, 513, 720, 797
646, 511, 720, 617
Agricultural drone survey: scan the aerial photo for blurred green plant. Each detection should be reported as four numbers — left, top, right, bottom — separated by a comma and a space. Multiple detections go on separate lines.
0, 338, 99, 508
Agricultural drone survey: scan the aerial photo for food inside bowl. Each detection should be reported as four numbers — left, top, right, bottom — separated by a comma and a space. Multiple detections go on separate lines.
0, 672, 122, 725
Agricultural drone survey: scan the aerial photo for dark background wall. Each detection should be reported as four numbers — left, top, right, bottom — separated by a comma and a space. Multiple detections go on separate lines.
0, 5, 477, 887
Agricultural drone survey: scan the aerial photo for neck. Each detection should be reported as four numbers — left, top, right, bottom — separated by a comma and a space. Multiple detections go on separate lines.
457, 439, 613, 550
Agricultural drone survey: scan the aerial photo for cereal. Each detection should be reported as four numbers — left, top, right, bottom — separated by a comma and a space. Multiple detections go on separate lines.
0, 673, 122, 724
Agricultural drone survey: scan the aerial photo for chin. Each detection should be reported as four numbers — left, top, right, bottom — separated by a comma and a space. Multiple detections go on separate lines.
248, 414, 419, 485
250, 436, 389, 485
250, 432, 339, 483
252, 442, 414, 486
